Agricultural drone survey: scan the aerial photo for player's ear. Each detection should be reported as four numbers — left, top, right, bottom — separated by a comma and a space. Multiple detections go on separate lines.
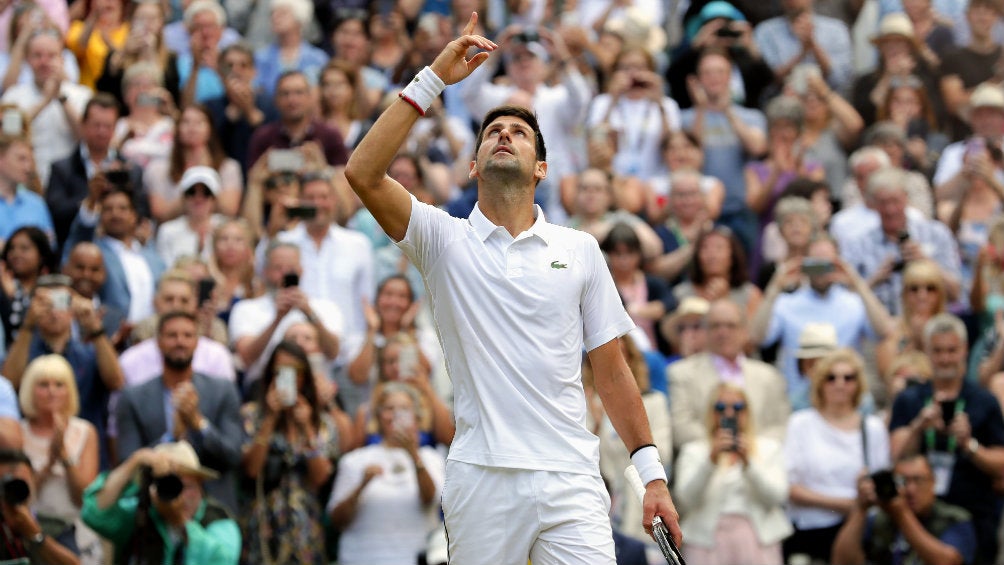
534, 161, 547, 182
469, 160, 479, 180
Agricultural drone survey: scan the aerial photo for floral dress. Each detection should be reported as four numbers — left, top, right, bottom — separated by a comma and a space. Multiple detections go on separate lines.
239, 403, 340, 565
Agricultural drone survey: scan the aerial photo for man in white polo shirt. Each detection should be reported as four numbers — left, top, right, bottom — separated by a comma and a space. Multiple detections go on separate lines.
343, 13, 680, 565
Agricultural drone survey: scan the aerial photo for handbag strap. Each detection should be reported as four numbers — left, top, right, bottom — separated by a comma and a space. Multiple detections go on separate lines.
861, 414, 870, 471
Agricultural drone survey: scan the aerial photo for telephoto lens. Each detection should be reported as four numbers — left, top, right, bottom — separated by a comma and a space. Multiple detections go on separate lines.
0, 476, 30, 505
153, 474, 184, 501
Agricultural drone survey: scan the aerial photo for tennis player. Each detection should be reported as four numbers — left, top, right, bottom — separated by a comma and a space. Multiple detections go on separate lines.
344, 13, 681, 564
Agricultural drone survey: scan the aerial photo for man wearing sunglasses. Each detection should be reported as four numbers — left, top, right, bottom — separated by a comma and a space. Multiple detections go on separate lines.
889, 313, 1004, 564
831, 453, 976, 565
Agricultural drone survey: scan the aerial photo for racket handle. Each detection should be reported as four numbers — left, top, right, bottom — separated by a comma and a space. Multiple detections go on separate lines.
624, 464, 648, 503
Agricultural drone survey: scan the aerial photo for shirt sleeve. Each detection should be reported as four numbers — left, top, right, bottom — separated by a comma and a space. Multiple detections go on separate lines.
396, 195, 464, 276
580, 235, 635, 351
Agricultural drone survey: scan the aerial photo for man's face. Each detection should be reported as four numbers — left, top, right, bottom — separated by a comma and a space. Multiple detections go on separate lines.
63, 245, 106, 298
26, 34, 61, 83
189, 11, 223, 51
967, 3, 1001, 38
0, 141, 33, 186
300, 180, 336, 227
155, 280, 196, 315
927, 331, 967, 381
275, 75, 311, 122
99, 192, 138, 240
697, 53, 731, 98
807, 240, 839, 293
81, 106, 118, 154
668, 177, 704, 221
264, 247, 301, 289
873, 187, 908, 235
504, 45, 545, 89
157, 316, 198, 369
705, 301, 746, 360
575, 169, 612, 217
971, 107, 1004, 138
471, 114, 545, 187
895, 457, 937, 515
221, 50, 255, 83
782, 0, 813, 15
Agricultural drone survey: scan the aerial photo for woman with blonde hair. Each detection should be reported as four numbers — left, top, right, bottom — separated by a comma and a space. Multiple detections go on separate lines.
583, 335, 671, 542
19, 354, 102, 564
876, 259, 947, 377
783, 348, 890, 563
674, 383, 791, 564
206, 217, 264, 323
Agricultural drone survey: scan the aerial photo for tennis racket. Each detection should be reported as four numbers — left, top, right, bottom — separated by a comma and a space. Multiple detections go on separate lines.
624, 465, 686, 565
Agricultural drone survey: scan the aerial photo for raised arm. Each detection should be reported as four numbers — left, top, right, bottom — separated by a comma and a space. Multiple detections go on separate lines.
344, 13, 496, 242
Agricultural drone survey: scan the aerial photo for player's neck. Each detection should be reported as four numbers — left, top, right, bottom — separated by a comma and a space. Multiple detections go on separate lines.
477, 190, 536, 237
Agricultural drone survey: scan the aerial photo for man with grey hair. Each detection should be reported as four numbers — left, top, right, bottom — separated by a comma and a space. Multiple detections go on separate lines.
164, 0, 242, 56
177, 0, 232, 104
253, 0, 328, 97
228, 241, 343, 386
889, 312, 1004, 564
839, 167, 961, 316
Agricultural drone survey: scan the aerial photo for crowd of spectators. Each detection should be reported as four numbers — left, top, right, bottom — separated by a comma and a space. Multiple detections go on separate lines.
0, 0, 1002, 562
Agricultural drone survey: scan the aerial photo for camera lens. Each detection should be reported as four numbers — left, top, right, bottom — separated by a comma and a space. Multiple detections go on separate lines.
154, 474, 184, 502
1, 477, 30, 505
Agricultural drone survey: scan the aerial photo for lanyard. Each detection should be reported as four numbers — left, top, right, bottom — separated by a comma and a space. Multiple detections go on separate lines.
924, 397, 966, 453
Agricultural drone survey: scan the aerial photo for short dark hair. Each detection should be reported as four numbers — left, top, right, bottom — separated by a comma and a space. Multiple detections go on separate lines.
275, 70, 309, 93
100, 185, 138, 211
475, 105, 546, 162
82, 92, 120, 123
969, 0, 1002, 13
781, 177, 830, 201
600, 222, 642, 255
157, 310, 197, 335
0, 449, 31, 468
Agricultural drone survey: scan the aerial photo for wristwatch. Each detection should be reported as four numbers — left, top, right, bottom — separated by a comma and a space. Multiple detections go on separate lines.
26, 531, 45, 549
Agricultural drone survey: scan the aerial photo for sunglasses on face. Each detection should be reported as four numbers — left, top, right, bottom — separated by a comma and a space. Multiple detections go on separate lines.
713, 401, 746, 413
906, 283, 938, 294
826, 372, 858, 383
184, 186, 213, 198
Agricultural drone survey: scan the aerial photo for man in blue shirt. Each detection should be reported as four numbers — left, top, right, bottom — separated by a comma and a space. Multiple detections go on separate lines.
0, 136, 54, 245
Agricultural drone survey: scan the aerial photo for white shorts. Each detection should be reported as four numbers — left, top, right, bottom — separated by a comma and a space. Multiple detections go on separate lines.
441, 460, 616, 565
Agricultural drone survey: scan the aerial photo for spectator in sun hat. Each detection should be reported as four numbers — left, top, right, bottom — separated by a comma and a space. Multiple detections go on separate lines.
154, 166, 227, 268
661, 296, 711, 367
934, 82, 1004, 198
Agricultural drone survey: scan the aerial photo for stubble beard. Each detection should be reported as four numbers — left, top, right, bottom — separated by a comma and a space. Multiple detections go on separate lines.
481, 156, 532, 198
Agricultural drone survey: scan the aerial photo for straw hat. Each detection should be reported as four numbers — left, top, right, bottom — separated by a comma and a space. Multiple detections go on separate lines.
794, 323, 838, 359
660, 296, 710, 344
605, 7, 668, 55
871, 14, 917, 45
153, 441, 219, 480
971, 82, 1004, 111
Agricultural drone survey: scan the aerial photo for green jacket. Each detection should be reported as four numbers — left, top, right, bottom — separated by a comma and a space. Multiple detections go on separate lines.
80, 473, 240, 565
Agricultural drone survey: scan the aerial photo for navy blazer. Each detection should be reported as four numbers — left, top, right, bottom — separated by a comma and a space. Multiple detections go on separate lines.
62, 215, 166, 324
116, 373, 243, 512
46, 147, 149, 252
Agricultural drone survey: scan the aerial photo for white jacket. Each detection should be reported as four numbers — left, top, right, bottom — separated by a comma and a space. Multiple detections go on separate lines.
673, 437, 793, 548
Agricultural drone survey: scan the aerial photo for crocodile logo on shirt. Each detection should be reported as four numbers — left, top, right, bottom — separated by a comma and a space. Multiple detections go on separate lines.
550, 261, 567, 269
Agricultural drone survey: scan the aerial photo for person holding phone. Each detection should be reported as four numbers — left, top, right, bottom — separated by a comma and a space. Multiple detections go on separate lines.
831, 453, 976, 565
328, 381, 444, 565
673, 383, 791, 564
889, 313, 1004, 564
240, 340, 338, 565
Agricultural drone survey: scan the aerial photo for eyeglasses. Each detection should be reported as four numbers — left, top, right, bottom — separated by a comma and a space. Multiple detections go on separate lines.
676, 322, 704, 333
184, 186, 213, 198
906, 283, 938, 294
826, 372, 858, 383
894, 474, 931, 487
713, 401, 746, 413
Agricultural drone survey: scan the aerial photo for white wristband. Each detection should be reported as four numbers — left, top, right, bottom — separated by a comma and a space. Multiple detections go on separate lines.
630, 445, 667, 486
398, 66, 446, 116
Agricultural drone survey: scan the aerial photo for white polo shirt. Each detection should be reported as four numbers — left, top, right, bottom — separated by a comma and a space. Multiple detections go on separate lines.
397, 197, 634, 475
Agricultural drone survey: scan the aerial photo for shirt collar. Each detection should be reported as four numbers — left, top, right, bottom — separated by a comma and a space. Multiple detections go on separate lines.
468, 202, 551, 244
104, 236, 141, 254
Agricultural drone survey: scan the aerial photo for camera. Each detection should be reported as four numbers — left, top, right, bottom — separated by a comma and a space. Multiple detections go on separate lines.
871, 470, 898, 502
153, 473, 184, 502
513, 29, 539, 44
801, 258, 834, 276
105, 169, 131, 187
285, 205, 318, 220
282, 273, 299, 288
0, 475, 30, 505
715, 26, 742, 39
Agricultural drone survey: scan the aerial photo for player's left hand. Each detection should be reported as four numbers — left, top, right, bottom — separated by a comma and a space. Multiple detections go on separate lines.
643, 479, 682, 545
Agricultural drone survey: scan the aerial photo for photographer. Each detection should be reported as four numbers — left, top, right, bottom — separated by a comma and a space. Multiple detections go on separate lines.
0, 448, 79, 564
81, 442, 239, 564
831, 453, 976, 565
